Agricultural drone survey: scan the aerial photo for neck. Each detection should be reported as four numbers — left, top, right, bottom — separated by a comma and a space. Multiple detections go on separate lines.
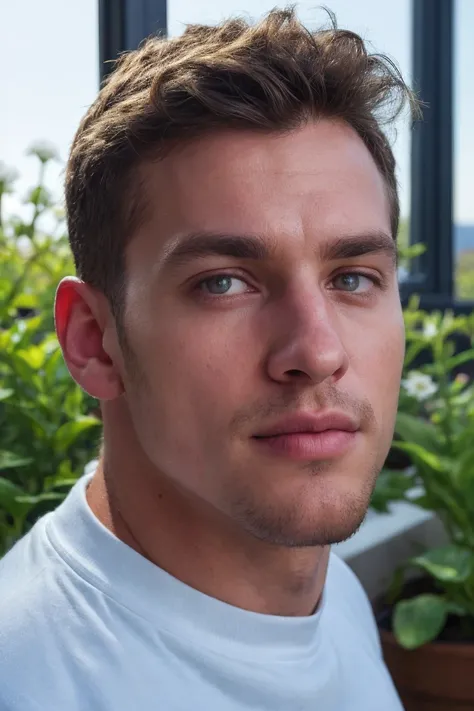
86, 456, 330, 618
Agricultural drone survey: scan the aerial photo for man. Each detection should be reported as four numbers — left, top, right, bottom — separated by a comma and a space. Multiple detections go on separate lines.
0, 8, 416, 710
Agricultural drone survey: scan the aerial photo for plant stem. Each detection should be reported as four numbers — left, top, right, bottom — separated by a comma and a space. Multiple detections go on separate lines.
29, 161, 46, 246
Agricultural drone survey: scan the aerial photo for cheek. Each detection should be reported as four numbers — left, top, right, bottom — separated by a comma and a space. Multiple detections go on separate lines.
131, 313, 254, 441
125, 314, 259, 495
351, 309, 404, 414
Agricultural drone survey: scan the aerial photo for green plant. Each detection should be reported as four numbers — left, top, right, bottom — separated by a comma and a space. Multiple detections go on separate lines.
0, 146, 101, 556
373, 295, 474, 649
456, 249, 474, 301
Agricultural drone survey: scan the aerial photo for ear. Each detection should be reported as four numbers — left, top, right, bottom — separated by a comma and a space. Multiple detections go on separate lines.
54, 277, 124, 400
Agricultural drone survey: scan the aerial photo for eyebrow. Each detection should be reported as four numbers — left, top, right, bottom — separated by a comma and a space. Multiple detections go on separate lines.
160, 229, 397, 271
161, 232, 273, 269
320, 232, 398, 266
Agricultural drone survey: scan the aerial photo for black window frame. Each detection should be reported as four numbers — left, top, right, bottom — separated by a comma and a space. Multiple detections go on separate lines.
99, 0, 468, 314
99, 0, 167, 82
400, 0, 465, 313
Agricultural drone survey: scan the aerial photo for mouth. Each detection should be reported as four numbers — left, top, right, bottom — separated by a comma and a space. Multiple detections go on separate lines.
252, 411, 359, 461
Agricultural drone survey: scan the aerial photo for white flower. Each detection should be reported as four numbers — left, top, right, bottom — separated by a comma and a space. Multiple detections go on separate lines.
16, 235, 34, 259
423, 321, 438, 339
402, 371, 437, 401
27, 140, 59, 163
0, 161, 19, 188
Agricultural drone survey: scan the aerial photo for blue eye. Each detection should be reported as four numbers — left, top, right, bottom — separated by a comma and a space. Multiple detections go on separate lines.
333, 273, 374, 293
199, 275, 249, 296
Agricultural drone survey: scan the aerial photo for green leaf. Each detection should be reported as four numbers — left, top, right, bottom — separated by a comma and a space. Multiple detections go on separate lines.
0, 389, 13, 402
386, 565, 407, 605
21, 314, 44, 337
395, 412, 442, 452
0, 477, 31, 518
392, 441, 443, 472
404, 341, 429, 369
393, 594, 448, 649
16, 492, 64, 505
410, 545, 474, 583
445, 349, 474, 371
12, 292, 39, 310
446, 601, 469, 617
26, 186, 52, 207
53, 416, 101, 453
401, 242, 426, 259
452, 448, 474, 493
62, 387, 85, 418
1, 403, 51, 441
54, 459, 76, 483
0, 450, 33, 470
43, 348, 67, 384
16, 345, 46, 370
408, 493, 434, 510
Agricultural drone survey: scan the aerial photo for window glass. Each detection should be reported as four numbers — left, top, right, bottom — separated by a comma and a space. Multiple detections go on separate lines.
454, 0, 474, 300
0, 0, 99, 214
169, 0, 413, 273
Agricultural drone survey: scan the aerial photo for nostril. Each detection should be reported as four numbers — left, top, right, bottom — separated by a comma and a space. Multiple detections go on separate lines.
286, 369, 306, 378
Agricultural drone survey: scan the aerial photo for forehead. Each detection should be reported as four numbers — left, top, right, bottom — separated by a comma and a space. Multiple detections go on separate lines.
132, 119, 391, 264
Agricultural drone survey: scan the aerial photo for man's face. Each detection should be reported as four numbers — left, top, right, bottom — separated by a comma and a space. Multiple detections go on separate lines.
113, 119, 404, 546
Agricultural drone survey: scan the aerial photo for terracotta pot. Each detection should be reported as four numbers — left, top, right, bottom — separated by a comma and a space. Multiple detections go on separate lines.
380, 627, 474, 711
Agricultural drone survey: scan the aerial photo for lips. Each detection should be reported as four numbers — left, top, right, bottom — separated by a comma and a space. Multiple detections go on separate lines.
253, 411, 359, 439
252, 411, 359, 461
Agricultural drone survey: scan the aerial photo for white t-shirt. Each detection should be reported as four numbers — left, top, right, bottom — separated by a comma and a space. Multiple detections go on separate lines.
0, 474, 403, 711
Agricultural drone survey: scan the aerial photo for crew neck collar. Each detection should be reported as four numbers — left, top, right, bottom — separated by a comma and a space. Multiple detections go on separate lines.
46, 473, 326, 662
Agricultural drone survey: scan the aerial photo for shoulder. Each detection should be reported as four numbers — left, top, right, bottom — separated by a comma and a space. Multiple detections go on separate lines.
0, 516, 59, 644
0, 518, 83, 708
0, 516, 51, 606
325, 551, 382, 655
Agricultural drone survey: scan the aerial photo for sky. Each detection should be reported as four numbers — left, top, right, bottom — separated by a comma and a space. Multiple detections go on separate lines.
0, 0, 472, 224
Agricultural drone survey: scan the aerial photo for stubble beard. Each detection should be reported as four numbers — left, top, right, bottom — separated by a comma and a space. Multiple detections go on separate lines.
228, 458, 381, 548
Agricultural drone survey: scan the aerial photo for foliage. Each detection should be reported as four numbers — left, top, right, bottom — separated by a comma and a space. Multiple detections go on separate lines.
373, 295, 474, 649
0, 148, 101, 557
456, 249, 474, 301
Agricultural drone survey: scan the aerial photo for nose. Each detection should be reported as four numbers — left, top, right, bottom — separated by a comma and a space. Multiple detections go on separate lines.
265, 288, 349, 386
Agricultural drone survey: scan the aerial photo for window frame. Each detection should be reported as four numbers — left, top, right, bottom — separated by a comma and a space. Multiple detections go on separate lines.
400, 0, 463, 312
99, 0, 167, 82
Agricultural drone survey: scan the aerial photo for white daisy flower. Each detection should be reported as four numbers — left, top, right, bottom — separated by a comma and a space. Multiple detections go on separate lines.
27, 140, 59, 163
0, 161, 19, 189
423, 321, 438, 339
402, 371, 437, 401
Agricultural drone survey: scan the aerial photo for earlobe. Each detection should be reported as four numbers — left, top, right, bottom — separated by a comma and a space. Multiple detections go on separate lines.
54, 277, 124, 401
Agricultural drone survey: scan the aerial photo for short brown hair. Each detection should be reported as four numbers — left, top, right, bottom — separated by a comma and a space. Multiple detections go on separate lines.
65, 6, 418, 320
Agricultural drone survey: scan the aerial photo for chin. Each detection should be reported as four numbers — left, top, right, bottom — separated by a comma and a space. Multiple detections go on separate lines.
232, 480, 374, 548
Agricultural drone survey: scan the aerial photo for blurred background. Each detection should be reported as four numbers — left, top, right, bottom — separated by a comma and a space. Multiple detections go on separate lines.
1, 3, 474, 709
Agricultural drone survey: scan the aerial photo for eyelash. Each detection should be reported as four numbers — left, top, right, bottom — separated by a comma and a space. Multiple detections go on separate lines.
331, 271, 385, 293
193, 270, 385, 299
